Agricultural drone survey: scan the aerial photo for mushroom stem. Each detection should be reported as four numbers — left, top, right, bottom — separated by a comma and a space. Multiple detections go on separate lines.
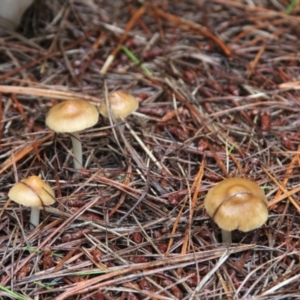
30, 207, 40, 229
117, 120, 125, 133
70, 132, 82, 169
221, 229, 232, 244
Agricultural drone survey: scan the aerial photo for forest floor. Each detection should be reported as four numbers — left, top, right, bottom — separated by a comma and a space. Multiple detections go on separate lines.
1, 1, 300, 299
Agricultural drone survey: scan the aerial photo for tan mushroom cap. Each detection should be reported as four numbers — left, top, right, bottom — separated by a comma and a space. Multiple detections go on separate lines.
99, 91, 138, 118
46, 99, 99, 133
8, 175, 55, 208
204, 178, 268, 232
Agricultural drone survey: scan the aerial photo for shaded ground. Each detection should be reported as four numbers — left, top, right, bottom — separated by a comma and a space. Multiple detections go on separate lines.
1, 0, 300, 299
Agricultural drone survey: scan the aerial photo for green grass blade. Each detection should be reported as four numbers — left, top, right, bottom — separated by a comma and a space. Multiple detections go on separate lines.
0, 285, 29, 300
286, 0, 298, 14
121, 45, 152, 76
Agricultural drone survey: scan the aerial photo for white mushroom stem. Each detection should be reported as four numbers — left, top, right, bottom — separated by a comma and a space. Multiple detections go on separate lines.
70, 132, 82, 169
117, 119, 125, 133
30, 207, 40, 229
221, 229, 232, 244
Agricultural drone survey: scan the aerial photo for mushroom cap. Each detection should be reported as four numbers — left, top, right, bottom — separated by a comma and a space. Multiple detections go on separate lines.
46, 99, 99, 133
99, 91, 138, 118
8, 175, 55, 208
204, 178, 268, 232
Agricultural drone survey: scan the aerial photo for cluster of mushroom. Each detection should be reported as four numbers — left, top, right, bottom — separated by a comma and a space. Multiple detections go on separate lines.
45, 91, 139, 169
8, 88, 268, 244
204, 177, 269, 244
8, 91, 139, 228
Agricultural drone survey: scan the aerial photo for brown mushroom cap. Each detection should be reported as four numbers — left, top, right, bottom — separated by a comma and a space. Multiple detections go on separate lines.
46, 99, 99, 133
8, 175, 55, 208
99, 91, 138, 118
204, 178, 268, 232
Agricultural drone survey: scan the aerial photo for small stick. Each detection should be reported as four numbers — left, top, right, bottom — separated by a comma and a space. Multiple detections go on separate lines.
0, 85, 100, 103
124, 120, 169, 173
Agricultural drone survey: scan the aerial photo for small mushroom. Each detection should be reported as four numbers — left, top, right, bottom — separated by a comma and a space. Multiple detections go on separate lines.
8, 175, 55, 228
46, 99, 99, 169
99, 91, 138, 119
204, 177, 268, 244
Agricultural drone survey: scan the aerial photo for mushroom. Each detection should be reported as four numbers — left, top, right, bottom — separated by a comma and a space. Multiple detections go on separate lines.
99, 90, 138, 119
8, 175, 55, 228
0, 0, 34, 31
204, 177, 268, 244
46, 99, 99, 169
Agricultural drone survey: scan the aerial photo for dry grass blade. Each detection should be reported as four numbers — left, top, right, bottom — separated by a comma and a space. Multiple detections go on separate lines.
150, 5, 231, 56
192, 251, 231, 295
0, 133, 53, 175
100, 6, 146, 74
55, 245, 254, 300
0, 85, 100, 103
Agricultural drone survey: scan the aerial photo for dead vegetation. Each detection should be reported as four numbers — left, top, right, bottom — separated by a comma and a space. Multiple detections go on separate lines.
1, 0, 300, 299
